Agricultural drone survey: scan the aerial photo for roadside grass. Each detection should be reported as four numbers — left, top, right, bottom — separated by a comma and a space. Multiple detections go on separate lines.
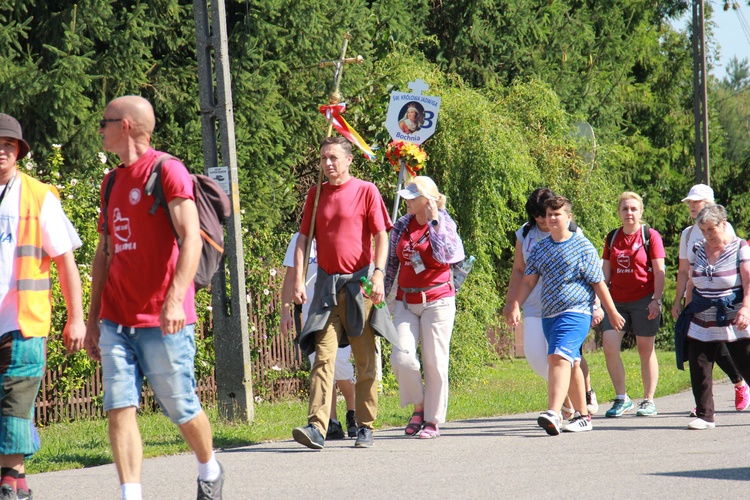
28, 349, 697, 474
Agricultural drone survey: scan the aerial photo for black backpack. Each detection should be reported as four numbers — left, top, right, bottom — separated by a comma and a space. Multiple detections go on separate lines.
103, 154, 231, 290
606, 224, 652, 270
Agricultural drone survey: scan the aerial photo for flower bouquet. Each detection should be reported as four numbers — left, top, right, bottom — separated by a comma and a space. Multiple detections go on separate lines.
385, 140, 427, 177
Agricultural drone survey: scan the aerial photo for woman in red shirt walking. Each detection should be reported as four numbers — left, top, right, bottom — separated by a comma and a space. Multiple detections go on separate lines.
384, 176, 465, 439
601, 192, 666, 417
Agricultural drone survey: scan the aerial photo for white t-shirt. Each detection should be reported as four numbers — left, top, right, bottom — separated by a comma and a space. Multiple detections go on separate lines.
283, 233, 317, 321
679, 221, 736, 264
0, 175, 82, 336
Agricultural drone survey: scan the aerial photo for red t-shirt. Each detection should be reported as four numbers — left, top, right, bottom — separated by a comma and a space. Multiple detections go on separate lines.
97, 148, 197, 327
300, 177, 391, 275
396, 217, 454, 303
603, 226, 666, 302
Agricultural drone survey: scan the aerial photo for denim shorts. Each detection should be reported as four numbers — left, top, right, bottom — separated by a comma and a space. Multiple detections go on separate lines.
100, 320, 202, 425
542, 312, 591, 366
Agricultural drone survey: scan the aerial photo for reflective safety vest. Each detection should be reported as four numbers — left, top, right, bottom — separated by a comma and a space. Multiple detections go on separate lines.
16, 172, 59, 338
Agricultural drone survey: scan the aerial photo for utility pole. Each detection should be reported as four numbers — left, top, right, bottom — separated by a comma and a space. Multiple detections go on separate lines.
194, 0, 254, 422
692, 0, 710, 185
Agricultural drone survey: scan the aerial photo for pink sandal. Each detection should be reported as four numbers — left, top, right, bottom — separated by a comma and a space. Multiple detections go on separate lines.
419, 422, 440, 439
405, 411, 424, 436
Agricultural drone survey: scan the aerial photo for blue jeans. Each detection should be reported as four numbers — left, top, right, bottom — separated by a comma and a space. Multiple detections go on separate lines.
100, 320, 202, 425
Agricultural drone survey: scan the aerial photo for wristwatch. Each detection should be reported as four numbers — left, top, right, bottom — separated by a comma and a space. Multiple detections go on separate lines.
652, 297, 662, 306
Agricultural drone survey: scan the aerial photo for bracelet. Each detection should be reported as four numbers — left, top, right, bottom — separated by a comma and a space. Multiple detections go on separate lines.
374, 267, 385, 276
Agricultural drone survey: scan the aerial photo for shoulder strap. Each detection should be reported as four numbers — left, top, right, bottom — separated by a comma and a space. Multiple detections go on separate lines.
606, 228, 619, 252
102, 169, 118, 256
145, 154, 179, 241
641, 223, 650, 257
685, 225, 696, 254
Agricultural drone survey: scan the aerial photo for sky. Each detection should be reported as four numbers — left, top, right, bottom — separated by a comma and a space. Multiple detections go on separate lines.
674, 2, 750, 82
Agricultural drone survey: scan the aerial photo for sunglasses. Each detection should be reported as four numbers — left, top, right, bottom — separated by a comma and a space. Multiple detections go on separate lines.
99, 118, 122, 128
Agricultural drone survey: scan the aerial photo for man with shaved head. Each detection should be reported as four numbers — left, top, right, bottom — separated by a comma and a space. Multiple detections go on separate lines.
85, 96, 223, 500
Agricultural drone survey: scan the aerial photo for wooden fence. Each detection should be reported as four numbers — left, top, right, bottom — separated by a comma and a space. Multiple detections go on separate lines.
34, 272, 308, 425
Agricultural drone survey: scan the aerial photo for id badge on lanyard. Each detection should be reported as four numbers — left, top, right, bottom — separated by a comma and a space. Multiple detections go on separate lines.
408, 227, 429, 274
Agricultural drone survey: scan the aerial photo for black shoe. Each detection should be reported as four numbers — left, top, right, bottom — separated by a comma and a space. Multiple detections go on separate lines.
346, 410, 357, 438
16, 487, 31, 500
326, 419, 345, 440
292, 424, 325, 450
196, 462, 224, 500
354, 426, 374, 448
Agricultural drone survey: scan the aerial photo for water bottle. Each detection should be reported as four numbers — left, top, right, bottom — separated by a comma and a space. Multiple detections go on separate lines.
359, 276, 386, 309
461, 255, 475, 273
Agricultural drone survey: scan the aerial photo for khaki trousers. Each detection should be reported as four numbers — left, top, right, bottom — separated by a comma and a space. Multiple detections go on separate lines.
309, 290, 378, 436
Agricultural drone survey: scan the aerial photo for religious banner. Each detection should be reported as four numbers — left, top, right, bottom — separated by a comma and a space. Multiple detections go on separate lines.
385, 79, 441, 145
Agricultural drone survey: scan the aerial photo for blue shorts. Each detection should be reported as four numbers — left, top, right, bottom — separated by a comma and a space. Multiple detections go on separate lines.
542, 312, 591, 365
100, 320, 202, 425
0, 331, 45, 456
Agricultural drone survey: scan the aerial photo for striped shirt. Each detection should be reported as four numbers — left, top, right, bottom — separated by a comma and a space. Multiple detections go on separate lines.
688, 237, 750, 342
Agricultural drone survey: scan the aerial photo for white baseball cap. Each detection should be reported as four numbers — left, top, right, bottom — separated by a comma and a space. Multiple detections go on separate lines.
681, 184, 714, 203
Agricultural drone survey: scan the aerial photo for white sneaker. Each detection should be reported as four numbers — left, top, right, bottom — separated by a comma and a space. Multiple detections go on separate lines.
537, 410, 561, 436
562, 413, 593, 433
586, 390, 599, 415
688, 418, 716, 430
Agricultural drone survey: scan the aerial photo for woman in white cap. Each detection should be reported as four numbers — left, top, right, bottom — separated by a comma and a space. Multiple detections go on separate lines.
384, 176, 465, 438
671, 184, 749, 413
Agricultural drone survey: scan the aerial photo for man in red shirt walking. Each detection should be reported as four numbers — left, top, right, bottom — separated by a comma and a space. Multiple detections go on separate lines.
292, 137, 392, 450
85, 96, 223, 499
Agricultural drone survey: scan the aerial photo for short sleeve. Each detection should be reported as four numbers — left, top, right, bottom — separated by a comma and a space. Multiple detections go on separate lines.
283, 234, 299, 267
580, 239, 604, 284
159, 157, 194, 204
647, 228, 667, 259
365, 183, 392, 234
40, 191, 82, 258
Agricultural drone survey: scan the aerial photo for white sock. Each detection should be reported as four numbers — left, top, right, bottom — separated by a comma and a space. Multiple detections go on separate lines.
616, 394, 628, 401
198, 452, 221, 482
121, 483, 142, 500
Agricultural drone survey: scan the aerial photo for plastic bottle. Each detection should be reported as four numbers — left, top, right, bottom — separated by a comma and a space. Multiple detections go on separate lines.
461, 255, 475, 273
359, 276, 386, 309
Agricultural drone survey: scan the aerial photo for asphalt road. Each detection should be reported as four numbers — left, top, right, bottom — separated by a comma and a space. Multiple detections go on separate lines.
30, 383, 750, 499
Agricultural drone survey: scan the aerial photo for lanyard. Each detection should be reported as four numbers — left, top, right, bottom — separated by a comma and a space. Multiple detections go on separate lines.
0, 172, 16, 209
407, 225, 430, 250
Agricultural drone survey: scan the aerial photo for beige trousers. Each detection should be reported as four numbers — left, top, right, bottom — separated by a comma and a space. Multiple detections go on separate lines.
308, 290, 378, 436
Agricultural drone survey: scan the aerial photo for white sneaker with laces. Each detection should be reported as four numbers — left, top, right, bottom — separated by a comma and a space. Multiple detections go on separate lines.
586, 390, 599, 415
562, 412, 593, 433
688, 418, 715, 430
537, 410, 561, 436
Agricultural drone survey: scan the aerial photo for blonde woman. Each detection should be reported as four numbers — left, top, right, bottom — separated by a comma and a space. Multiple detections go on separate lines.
601, 192, 666, 417
384, 176, 464, 439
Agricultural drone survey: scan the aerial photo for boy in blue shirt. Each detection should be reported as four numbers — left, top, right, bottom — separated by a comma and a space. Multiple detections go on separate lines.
508, 196, 624, 435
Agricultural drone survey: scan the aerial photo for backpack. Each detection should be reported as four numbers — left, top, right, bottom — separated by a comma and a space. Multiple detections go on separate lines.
606, 224, 652, 270
103, 154, 232, 290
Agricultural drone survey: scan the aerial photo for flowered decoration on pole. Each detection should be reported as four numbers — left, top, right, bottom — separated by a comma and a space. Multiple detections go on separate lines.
385, 140, 427, 177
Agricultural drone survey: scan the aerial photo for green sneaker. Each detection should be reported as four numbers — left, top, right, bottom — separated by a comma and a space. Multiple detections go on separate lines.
636, 400, 657, 416
605, 398, 633, 417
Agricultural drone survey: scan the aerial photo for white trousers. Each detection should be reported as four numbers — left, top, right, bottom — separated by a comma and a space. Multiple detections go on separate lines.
390, 296, 456, 424
523, 316, 549, 381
